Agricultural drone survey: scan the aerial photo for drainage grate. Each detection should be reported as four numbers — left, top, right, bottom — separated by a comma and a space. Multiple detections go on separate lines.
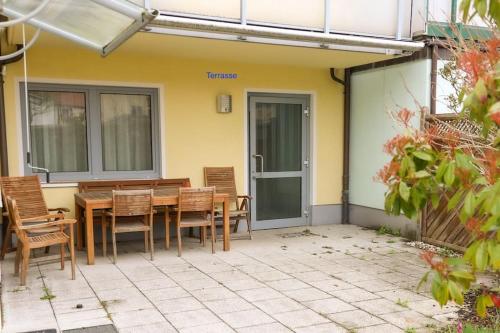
62, 325, 117, 333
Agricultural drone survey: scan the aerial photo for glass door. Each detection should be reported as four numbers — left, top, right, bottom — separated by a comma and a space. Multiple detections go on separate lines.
249, 94, 309, 229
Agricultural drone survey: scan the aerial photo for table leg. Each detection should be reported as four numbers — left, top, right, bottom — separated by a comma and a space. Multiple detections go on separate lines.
223, 198, 230, 251
85, 206, 95, 265
75, 203, 83, 251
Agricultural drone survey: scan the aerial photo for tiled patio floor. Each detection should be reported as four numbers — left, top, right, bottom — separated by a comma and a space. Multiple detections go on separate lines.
1, 225, 458, 333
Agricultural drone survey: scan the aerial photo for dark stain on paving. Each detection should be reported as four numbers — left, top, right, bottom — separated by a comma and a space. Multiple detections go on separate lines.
62, 325, 117, 333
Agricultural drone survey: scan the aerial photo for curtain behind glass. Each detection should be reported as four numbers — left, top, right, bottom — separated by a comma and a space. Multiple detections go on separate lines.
29, 91, 88, 172
101, 94, 153, 171
255, 102, 302, 172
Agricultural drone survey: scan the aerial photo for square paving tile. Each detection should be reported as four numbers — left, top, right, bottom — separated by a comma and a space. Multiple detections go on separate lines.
109, 309, 164, 329
236, 322, 292, 333
204, 298, 254, 314
156, 297, 204, 314
283, 288, 331, 302
273, 309, 330, 329
237, 287, 283, 302
219, 308, 275, 328
294, 323, 347, 333
253, 297, 304, 314
165, 309, 221, 329
328, 309, 385, 328
303, 297, 355, 314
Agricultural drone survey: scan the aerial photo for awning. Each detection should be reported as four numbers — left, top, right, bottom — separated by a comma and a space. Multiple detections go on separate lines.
2, 0, 158, 56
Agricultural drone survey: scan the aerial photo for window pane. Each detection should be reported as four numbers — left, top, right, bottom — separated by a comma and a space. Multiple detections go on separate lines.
28, 91, 88, 172
101, 94, 153, 171
256, 102, 302, 172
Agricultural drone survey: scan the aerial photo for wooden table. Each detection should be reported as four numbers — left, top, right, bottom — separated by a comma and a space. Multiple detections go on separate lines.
74, 188, 230, 265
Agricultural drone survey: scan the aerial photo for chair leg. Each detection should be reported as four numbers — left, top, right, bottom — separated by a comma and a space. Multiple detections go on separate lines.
112, 231, 117, 264
14, 245, 22, 276
246, 215, 252, 240
210, 223, 215, 254
202, 226, 206, 246
0, 225, 12, 260
144, 231, 148, 253
60, 243, 65, 270
177, 225, 182, 257
199, 227, 203, 244
69, 224, 76, 280
20, 247, 30, 286
164, 208, 170, 250
101, 217, 107, 257
233, 219, 240, 233
149, 228, 154, 261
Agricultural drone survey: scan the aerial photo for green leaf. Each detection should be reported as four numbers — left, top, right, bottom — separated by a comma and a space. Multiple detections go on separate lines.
474, 0, 487, 18
448, 280, 464, 305
473, 176, 489, 185
461, 0, 472, 22
436, 160, 448, 182
414, 170, 431, 178
487, 241, 500, 270
447, 189, 464, 211
475, 241, 488, 271
464, 240, 480, 263
431, 193, 440, 209
399, 182, 410, 202
463, 191, 476, 217
444, 163, 456, 186
413, 151, 432, 161
476, 294, 494, 318
432, 277, 449, 307
449, 270, 475, 281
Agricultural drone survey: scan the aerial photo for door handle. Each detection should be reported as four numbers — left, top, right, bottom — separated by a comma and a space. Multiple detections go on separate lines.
252, 154, 264, 176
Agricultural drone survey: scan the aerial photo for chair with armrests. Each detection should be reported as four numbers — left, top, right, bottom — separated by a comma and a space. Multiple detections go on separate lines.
204, 167, 252, 240
176, 187, 216, 257
5, 196, 76, 286
0, 176, 70, 259
102, 189, 154, 263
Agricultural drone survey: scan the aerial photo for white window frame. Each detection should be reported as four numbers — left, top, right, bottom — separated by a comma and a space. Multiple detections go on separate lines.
20, 82, 161, 182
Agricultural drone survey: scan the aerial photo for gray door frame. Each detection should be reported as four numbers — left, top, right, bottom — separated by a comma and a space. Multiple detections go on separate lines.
248, 93, 311, 230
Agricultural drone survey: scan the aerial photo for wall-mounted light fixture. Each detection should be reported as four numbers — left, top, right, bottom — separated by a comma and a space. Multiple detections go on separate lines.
217, 94, 232, 113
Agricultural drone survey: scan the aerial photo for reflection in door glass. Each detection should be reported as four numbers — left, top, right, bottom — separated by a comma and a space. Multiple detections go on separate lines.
256, 177, 301, 220
256, 103, 302, 172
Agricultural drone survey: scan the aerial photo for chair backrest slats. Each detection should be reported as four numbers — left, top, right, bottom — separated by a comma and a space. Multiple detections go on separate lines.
112, 190, 153, 217
0, 176, 48, 219
78, 178, 191, 192
5, 197, 27, 242
178, 187, 215, 212
204, 167, 237, 205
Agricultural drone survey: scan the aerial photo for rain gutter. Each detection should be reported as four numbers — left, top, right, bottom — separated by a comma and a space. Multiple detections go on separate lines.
152, 15, 425, 52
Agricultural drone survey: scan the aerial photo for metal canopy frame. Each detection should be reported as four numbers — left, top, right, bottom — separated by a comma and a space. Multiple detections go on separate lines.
3, 0, 158, 56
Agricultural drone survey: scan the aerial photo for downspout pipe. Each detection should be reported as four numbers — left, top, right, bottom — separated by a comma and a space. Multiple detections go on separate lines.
0, 45, 24, 177
330, 68, 350, 225
153, 15, 425, 52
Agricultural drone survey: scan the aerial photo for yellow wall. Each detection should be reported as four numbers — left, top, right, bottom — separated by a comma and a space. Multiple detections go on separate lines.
3, 35, 346, 217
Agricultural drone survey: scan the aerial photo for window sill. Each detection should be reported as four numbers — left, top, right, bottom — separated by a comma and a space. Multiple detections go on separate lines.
41, 182, 78, 189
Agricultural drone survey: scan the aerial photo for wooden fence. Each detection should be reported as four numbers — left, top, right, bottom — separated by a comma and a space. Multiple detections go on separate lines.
419, 114, 483, 252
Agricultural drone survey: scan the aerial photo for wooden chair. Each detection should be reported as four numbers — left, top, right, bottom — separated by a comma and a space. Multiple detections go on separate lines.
176, 187, 216, 257
0, 176, 70, 259
204, 167, 252, 239
5, 197, 76, 286
102, 190, 154, 263
154, 178, 191, 249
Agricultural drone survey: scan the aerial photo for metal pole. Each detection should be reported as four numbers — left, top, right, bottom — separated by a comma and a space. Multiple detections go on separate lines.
451, 0, 457, 23
324, 0, 331, 34
396, 0, 404, 40
240, 0, 247, 25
